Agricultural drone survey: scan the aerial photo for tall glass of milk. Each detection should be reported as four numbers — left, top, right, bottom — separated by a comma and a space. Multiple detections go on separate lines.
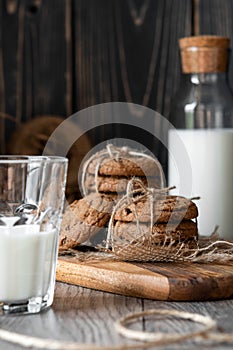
0, 156, 68, 314
168, 36, 233, 239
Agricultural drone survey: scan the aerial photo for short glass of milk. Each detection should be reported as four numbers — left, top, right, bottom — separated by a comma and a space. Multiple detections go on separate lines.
0, 156, 68, 315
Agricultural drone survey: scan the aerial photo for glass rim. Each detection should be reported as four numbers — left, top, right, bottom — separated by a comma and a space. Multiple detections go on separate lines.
0, 155, 68, 164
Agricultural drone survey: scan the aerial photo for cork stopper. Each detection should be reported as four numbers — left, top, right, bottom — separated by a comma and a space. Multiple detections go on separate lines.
179, 35, 230, 73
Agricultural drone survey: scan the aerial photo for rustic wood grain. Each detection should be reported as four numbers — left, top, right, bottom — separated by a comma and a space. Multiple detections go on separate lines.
1, 0, 67, 123
71, 0, 192, 171
143, 298, 233, 349
198, 0, 233, 90
0, 2, 6, 153
1, 3, 233, 348
0, 282, 233, 350
1, 1, 192, 164
57, 259, 170, 300
65, 0, 73, 117
56, 257, 233, 301
0, 283, 143, 350
2, 0, 233, 162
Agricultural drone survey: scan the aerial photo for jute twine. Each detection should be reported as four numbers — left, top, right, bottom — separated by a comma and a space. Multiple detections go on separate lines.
104, 179, 233, 263
30, 154, 233, 349
2, 308, 233, 349
80, 144, 165, 196
60, 178, 233, 263
3, 182, 233, 348
106, 180, 175, 250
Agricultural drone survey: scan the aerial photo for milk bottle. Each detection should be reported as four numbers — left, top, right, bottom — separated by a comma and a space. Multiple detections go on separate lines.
169, 36, 233, 238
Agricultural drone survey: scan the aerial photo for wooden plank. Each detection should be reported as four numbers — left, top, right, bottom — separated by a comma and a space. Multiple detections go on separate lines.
56, 257, 233, 301
1, 0, 192, 160
73, 0, 191, 114
57, 259, 170, 300
5, 0, 233, 169
3, 0, 233, 158
72, 0, 192, 172
1, 282, 233, 349
1, 0, 68, 152
1, 0, 19, 150
198, 0, 233, 90
0, 283, 143, 349
143, 298, 233, 348
0, 2, 6, 153
25, 0, 67, 117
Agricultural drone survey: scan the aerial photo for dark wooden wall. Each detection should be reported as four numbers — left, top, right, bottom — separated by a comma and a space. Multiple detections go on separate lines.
0, 0, 233, 164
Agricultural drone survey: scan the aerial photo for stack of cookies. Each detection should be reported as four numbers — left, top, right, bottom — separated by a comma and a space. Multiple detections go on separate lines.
81, 144, 164, 197
59, 144, 199, 255
111, 194, 199, 249
60, 145, 166, 249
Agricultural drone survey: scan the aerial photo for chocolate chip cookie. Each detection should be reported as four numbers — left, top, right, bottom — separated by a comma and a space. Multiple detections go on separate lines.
84, 174, 161, 194
59, 193, 115, 249
86, 155, 162, 177
114, 195, 198, 224
80, 144, 165, 196
114, 220, 198, 242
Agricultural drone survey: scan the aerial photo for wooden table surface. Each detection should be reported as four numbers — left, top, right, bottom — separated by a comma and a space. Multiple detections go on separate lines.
1, 282, 233, 350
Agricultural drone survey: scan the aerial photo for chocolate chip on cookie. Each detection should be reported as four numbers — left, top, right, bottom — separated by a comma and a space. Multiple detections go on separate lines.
108, 188, 199, 254
114, 195, 198, 223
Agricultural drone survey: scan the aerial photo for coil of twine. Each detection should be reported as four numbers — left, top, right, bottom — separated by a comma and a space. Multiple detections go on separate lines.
1, 308, 233, 349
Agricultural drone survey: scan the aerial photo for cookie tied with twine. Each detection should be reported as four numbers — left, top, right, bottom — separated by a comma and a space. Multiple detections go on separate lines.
80, 144, 165, 197
59, 178, 233, 263
105, 179, 199, 261
103, 179, 233, 263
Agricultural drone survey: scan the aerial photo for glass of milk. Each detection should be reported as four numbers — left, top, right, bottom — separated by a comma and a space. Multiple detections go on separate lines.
0, 156, 68, 315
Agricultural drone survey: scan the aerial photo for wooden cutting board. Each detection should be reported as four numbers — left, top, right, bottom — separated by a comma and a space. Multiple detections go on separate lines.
56, 256, 233, 301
